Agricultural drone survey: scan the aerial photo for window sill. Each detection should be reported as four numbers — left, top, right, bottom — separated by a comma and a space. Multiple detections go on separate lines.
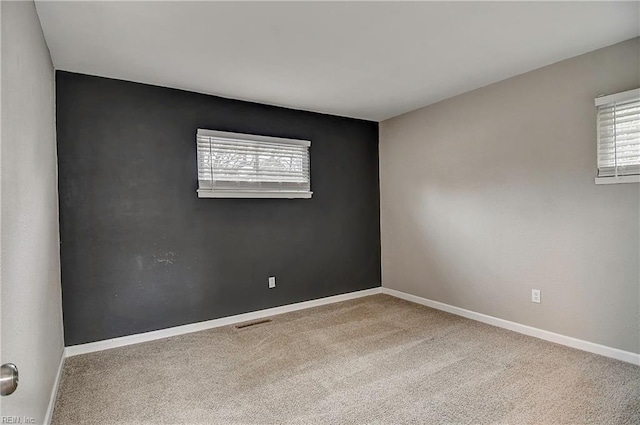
197, 190, 312, 199
595, 175, 640, 185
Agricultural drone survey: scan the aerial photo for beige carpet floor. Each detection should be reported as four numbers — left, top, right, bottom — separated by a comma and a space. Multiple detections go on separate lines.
52, 294, 640, 424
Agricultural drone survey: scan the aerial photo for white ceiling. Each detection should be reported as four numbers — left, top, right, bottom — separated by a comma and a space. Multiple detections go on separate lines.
35, 1, 639, 121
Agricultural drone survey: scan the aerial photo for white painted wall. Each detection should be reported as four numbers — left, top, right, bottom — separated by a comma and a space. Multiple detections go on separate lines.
0, 1, 64, 423
380, 38, 640, 354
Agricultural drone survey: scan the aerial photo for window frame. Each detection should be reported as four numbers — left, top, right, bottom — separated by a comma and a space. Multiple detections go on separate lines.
595, 88, 640, 185
196, 129, 312, 199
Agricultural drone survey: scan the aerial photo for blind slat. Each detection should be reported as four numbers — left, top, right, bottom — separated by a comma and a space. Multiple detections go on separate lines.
598, 138, 640, 148
198, 142, 308, 153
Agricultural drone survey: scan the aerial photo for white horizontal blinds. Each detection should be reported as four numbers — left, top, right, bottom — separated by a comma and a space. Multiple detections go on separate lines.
196, 130, 310, 193
597, 92, 640, 177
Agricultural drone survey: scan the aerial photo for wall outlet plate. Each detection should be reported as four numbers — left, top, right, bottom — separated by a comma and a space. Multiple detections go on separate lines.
268, 276, 276, 289
532, 289, 541, 303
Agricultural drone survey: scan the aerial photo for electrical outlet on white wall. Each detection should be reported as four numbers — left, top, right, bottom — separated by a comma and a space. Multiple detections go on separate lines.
269, 276, 276, 289
531, 289, 541, 303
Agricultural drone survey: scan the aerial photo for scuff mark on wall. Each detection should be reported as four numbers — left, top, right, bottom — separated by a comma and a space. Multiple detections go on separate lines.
153, 251, 176, 265
135, 255, 144, 270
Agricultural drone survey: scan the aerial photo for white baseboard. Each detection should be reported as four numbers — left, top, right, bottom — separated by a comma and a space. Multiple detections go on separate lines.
44, 350, 65, 425
65, 287, 382, 357
381, 287, 640, 366
64, 285, 639, 366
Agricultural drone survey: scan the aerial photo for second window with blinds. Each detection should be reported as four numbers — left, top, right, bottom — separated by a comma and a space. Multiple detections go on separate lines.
595, 88, 640, 184
196, 129, 312, 198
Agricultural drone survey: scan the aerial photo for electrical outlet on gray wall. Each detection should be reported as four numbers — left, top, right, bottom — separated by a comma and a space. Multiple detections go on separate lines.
532, 289, 541, 303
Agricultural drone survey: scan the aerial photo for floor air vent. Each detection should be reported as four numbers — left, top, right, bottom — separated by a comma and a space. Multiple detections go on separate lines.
235, 319, 272, 329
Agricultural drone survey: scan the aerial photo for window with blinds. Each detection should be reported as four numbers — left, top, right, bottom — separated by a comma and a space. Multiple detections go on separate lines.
596, 88, 640, 183
196, 129, 312, 198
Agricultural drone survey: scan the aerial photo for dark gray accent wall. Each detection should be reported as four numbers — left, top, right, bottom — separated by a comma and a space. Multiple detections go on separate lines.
56, 71, 381, 346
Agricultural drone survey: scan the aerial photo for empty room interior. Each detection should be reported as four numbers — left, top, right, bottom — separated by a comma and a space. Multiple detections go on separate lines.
2, 1, 640, 424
